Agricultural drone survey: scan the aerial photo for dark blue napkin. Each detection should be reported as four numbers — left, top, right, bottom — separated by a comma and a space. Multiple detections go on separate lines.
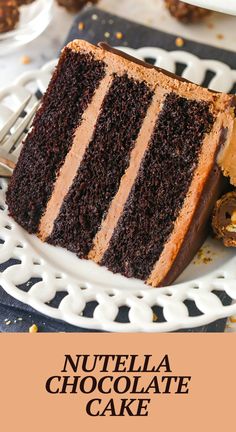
0, 7, 235, 332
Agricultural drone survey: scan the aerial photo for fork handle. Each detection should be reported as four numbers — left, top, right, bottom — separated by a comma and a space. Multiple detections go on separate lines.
0, 157, 15, 177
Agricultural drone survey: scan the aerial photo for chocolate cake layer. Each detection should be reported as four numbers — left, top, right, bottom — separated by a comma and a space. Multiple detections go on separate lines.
6, 48, 105, 232
160, 165, 225, 286
101, 93, 214, 280
89, 88, 165, 263
47, 74, 153, 256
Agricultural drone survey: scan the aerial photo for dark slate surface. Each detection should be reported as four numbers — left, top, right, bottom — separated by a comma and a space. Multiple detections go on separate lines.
0, 6, 235, 333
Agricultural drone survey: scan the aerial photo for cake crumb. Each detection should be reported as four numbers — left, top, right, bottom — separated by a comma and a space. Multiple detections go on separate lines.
29, 324, 38, 333
229, 316, 236, 323
78, 22, 84, 31
116, 32, 123, 40
104, 32, 110, 38
175, 37, 184, 48
91, 14, 98, 20
207, 22, 214, 29
21, 55, 31, 65
193, 247, 215, 265
231, 211, 236, 224
146, 18, 153, 25
216, 33, 224, 40
153, 312, 158, 322
226, 224, 236, 233
18, 317, 23, 321
5, 320, 11, 326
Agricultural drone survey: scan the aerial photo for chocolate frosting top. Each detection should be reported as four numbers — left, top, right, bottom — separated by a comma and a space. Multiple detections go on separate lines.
98, 42, 215, 91
99, 43, 236, 107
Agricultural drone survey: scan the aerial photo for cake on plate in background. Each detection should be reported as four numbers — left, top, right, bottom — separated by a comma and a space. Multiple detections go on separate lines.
56, 0, 98, 12
165, 0, 211, 23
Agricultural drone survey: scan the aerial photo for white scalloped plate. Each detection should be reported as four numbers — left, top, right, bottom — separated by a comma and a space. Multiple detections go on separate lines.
0, 46, 236, 332
181, 0, 236, 15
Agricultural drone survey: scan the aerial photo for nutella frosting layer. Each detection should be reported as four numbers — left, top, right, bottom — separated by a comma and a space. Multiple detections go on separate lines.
88, 87, 166, 263
38, 70, 114, 241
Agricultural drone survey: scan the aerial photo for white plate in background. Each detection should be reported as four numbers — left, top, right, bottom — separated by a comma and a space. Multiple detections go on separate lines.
181, 0, 236, 15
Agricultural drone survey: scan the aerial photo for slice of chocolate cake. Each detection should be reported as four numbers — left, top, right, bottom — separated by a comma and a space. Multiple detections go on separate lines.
6, 40, 236, 287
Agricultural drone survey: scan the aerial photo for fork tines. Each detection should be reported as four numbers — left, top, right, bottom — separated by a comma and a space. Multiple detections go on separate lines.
0, 94, 32, 143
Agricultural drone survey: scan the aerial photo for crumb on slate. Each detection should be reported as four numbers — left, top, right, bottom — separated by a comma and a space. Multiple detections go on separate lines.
175, 37, 184, 48
21, 55, 31, 65
29, 323, 38, 333
193, 247, 216, 265
153, 312, 158, 322
116, 32, 123, 40
4, 317, 23, 325
78, 21, 84, 31
207, 22, 214, 29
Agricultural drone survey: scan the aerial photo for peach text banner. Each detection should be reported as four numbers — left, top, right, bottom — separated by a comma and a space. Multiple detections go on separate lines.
0, 333, 235, 432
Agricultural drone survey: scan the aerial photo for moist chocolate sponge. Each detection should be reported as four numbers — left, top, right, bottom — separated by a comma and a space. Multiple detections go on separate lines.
6, 49, 105, 232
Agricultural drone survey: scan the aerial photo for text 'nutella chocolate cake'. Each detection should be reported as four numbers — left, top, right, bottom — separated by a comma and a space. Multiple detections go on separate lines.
6, 40, 236, 287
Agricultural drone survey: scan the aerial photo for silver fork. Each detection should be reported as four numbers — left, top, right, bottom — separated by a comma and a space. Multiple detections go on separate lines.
0, 95, 40, 177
